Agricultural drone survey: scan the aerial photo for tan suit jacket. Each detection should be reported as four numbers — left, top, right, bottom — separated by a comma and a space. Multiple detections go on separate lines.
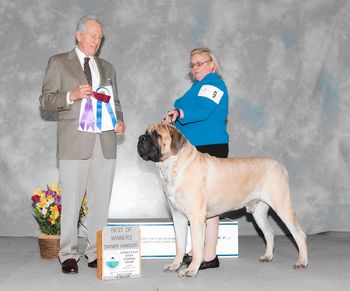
39, 49, 123, 160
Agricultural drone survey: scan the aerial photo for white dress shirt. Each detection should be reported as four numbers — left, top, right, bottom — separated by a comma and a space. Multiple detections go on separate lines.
66, 47, 101, 104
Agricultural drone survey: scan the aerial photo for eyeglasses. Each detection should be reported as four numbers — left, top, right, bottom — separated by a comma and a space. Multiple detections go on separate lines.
188, 60, 211, 69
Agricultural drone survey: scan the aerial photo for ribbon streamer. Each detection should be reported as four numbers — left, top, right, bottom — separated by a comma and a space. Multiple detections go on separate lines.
105, 102, 117, 128
96, 100, 117, 130
96, 100, 103, 130
79, 98, 95, 131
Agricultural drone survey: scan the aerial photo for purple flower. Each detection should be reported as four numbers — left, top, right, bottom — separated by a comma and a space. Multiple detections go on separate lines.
54, 194, 61, 204
46, 190, 54, 197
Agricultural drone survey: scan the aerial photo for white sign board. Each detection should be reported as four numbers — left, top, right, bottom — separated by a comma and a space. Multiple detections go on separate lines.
97, 225, 141, 280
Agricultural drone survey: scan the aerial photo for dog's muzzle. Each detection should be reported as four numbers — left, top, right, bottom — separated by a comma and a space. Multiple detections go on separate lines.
137, 133, 161, 162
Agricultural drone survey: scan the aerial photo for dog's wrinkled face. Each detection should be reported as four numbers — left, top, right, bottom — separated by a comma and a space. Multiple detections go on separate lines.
137, 123, 187, 162
137, 128, 161, 162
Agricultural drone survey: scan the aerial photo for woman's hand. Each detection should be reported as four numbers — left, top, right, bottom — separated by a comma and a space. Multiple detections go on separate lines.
165, 109, 182, 123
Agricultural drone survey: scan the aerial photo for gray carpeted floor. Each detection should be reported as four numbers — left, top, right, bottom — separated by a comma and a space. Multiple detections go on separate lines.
0, 232, 349, 291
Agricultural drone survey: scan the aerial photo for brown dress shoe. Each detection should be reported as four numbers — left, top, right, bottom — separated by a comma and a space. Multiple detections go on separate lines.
88, 259, 97, 268
61, 258, 78, 274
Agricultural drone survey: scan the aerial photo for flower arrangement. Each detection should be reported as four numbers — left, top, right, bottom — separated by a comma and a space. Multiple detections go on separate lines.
79, 194, 88, 226
31, 184, 87, 236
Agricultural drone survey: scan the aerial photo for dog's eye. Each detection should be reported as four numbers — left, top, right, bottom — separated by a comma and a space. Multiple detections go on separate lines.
151, 131, 161, 140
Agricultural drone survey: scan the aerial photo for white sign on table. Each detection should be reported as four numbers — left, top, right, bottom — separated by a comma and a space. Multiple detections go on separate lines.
97, 225, 141, 280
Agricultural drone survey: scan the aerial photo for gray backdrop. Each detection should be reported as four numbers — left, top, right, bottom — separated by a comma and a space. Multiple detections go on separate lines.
0, 0, 349, 236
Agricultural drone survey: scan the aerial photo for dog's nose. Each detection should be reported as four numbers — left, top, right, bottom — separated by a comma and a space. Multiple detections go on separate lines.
139, 135, 147, 142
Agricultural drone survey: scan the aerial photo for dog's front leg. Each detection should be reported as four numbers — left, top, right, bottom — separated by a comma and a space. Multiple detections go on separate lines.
178, 215, 206, 278
164, 207, 188, 273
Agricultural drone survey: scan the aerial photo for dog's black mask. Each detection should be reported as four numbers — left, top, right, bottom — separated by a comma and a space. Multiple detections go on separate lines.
137, 131, 161, 162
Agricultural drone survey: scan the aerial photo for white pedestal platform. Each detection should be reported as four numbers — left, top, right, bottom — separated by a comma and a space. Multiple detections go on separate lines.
108, 218, 238, 259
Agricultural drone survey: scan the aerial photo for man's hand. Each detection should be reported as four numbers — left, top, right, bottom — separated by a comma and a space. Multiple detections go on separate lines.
115, 120, 126, 136
69, 84, 93, 101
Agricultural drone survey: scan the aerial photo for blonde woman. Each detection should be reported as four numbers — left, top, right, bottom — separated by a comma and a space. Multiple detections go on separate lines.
165, 48, 230, 270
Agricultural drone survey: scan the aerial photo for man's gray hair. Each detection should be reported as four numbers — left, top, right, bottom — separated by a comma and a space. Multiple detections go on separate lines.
76, 14, 103, 32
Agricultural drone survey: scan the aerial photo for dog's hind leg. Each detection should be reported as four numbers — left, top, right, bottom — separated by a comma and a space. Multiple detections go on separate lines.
270, 200, 308, 269
164, 207, 188, 273
262, 164, 308, 269
251, 201, 275, 262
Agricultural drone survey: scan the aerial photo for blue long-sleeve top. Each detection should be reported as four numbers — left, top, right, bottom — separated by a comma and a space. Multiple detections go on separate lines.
174, 72, 229, 146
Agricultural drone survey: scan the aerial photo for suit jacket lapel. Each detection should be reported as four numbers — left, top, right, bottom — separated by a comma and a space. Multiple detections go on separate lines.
67, 49, 89, 85
67, 49, 107, 87
95, 57, 106, 86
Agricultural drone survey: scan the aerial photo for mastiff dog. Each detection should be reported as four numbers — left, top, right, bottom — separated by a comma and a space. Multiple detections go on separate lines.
137, 122, 308, 278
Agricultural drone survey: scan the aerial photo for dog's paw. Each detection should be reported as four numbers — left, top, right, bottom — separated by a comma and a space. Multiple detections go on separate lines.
259, 254, 273, 262
177, 268, 198, 279
293, 261, 308, 270
163, 262, 181, 272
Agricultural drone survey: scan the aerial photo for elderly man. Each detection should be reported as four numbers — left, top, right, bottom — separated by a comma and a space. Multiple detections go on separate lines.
39, 15, 126, 274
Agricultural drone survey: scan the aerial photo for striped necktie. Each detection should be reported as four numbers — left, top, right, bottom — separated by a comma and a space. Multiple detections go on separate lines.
84, 57, 92, 86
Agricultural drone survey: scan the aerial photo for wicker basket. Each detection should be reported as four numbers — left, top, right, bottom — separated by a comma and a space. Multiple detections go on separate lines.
37, 233, 60, 259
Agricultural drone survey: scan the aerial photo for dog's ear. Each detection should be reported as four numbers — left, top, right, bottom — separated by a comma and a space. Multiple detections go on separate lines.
169, 126, 187, 155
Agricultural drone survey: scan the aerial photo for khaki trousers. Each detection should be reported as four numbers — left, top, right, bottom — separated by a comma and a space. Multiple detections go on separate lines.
58, 135, 115, 263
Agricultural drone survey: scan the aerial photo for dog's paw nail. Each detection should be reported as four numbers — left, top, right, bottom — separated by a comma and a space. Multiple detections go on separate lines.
178, 268, 198, 279
259, 255, 273, 262
293, 263, 308, 270
164, 263, 181, 272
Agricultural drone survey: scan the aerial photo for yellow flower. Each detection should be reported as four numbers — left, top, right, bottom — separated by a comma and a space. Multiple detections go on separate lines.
82, 196, 87, 207
40, 193, 46, 201
49, 184, 61, 195
49, 205, 59, 225
49, 216, 56, 225
38, 199, 49, 208
80, 195, 88, 217
47, 195, 55, 204
33, 188, 44, 196
51, 205, 59, 218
